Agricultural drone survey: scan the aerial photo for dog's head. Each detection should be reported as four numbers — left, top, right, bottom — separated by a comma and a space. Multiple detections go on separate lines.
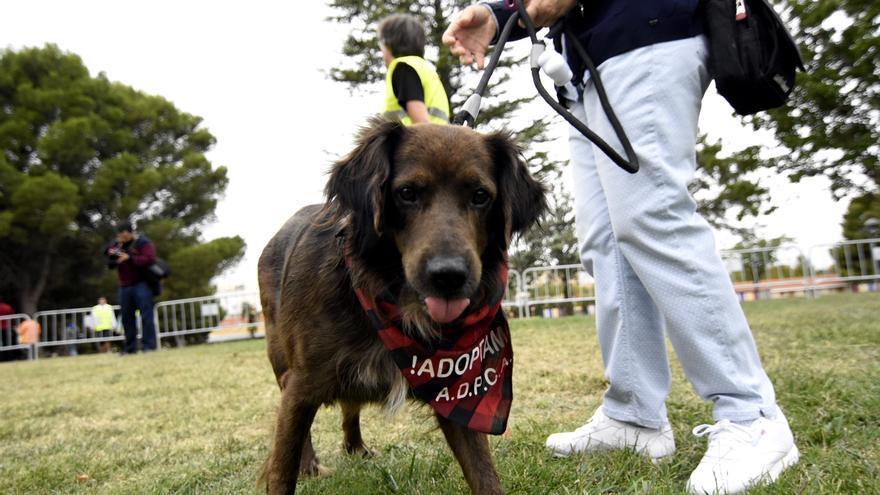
327, 118, 546, 325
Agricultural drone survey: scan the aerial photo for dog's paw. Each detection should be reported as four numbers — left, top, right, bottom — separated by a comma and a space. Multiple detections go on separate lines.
314, 464, 335, 477
344, 442, 376, 458
300, 459, 334, 478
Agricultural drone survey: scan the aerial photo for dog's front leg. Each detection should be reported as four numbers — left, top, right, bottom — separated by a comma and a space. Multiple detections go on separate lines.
436, 414, 503, 495
340, 400, 372, 456
267, 375, 319, 495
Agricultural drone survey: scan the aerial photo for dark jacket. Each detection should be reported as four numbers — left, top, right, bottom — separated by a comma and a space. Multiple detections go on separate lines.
487, 0, 703, 81
106, 235, 156, 287
0, 302, 14, 331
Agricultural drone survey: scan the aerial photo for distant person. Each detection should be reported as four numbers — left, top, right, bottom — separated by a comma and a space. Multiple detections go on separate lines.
0, 298, 17, 360
105, 221, 157, 354
0, 297, 14, 340
64, 321, 80, 356
379, 13, 450, 125
0, 298, 13, 318
17, 319, 41, 359
91, 297, 118, 353
242, 302, 259, 338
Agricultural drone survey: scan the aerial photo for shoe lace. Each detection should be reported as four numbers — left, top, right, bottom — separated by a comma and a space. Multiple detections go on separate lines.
692, 420, 756, 446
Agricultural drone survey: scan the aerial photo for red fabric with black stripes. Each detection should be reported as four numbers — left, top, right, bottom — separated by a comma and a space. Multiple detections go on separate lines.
352, 264, 513, 435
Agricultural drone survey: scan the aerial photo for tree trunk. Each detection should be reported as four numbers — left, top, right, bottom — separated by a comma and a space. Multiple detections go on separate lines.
19, 254, 52, 315
561, 271, 573, 316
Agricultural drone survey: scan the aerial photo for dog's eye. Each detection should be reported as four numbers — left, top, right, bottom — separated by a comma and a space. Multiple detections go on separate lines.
471, 188, 491, 207
397, 186, 418, 204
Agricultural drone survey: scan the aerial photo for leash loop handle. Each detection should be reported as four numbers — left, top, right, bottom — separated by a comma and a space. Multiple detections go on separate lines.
513, 0, 638, 173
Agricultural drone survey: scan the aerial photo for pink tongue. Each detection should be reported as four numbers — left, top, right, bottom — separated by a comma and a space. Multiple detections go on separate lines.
424, 297, 471, 324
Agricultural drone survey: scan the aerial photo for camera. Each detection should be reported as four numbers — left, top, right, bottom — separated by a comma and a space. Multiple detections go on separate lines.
108, 245, 123, 261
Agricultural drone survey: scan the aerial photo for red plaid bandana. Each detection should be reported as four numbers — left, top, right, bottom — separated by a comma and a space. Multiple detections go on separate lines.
352, 263, 513, 435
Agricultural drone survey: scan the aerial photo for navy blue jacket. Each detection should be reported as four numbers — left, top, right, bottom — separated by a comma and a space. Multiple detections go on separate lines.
488, 0, 703, 81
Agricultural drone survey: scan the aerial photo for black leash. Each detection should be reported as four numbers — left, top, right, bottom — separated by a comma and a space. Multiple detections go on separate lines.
452, 0, 639, 174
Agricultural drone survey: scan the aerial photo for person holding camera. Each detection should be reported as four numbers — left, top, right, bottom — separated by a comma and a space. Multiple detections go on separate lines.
105, 222, 157, 354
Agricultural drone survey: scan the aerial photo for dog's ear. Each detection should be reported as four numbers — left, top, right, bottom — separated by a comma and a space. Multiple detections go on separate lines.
326, 117, 405, 255
484, 131, 548, 247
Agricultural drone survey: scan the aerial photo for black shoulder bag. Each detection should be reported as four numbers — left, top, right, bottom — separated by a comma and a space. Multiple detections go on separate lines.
701, 0, 806, 115
145, 258, 171, 296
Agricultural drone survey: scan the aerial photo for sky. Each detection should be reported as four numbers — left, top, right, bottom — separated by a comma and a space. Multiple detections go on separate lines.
4, 1, 847, 291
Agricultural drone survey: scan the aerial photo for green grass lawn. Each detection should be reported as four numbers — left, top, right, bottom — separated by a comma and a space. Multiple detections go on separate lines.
1, 293, 878, 494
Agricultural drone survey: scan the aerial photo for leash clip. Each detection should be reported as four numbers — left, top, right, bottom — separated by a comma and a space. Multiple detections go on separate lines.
452, 94, 482, 128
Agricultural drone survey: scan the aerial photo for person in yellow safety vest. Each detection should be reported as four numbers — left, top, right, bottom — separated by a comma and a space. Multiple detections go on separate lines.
379, 13, 450, 125
91, 296, 118, 353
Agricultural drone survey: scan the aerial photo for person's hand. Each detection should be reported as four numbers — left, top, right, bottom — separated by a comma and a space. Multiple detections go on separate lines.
442, 5, 496, 69
443, 1, 578, 68
522, 0, 578, 28
117, 252, 130, 263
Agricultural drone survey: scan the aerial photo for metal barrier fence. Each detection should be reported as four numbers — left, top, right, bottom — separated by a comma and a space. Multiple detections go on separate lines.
154, 291, 263, 344
3, 238, 878, 361
33, 306, 126, 357
502, 269, 524, 318
0, 313, 34, 360
720, 244, 812, 300
809, 238, 880, 288
521, 264, 596, 318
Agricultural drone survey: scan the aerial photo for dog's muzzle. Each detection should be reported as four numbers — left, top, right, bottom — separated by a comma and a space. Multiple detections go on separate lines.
426, 255, 469, 295
422, 255, 474, 324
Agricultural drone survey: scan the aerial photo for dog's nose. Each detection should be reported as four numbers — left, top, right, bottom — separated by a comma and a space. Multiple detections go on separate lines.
426, 256, 468, 294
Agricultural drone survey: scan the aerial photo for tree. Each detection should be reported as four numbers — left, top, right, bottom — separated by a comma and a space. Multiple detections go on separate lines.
327, 0, 553, 144
745, 1, 878, 200
509, 186, 581, 315
728, 235, 795, 282
326, 1, 784, 271
0, 45, 244, 314
326, 0, 569, 254
509, 185, 578, 272
841, 192, 880, 240
837, 192, 879, 278
144, 225, 246, 301
692, 136, 776, 239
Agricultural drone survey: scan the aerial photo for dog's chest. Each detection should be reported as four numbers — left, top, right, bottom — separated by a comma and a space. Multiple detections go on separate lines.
335, 334, 406, 404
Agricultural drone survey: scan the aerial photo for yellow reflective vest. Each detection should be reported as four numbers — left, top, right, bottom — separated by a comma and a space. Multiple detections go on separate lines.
384, 56, 450, 125
91, 304, 116, 332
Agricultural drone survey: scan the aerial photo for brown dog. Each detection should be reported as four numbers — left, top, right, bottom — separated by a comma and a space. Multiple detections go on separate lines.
258, 118, 546, 494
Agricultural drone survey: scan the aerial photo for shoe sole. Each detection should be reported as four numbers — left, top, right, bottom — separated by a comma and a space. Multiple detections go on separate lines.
549, 445, 675, 464
768, 445, 800, 482
686, 445, 800, 494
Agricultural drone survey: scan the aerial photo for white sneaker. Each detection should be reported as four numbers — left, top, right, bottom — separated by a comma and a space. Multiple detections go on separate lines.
686, 414, 799, 494
545, 408, 675, 461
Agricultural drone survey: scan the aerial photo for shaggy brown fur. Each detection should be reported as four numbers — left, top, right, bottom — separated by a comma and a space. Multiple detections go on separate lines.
258, 118, 546, 495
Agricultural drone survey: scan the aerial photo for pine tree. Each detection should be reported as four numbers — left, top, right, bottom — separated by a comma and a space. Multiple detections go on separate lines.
736, 1, 879, 237
0, 45, 245, 313
325, 0, 780, 269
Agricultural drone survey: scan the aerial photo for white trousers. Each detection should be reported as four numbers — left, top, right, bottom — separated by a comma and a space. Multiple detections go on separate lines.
568, 35, 778, 428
